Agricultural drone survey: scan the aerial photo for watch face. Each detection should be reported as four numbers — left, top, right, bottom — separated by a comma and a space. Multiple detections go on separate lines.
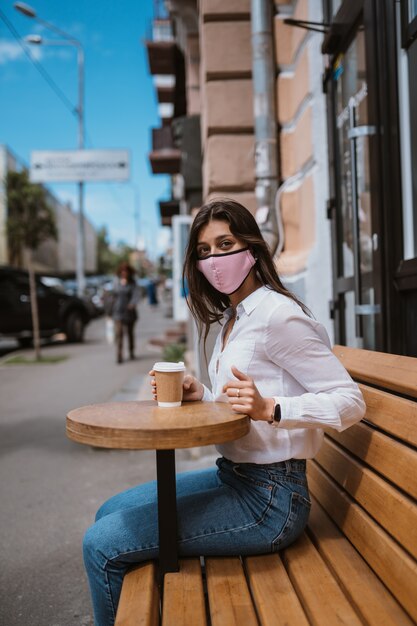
274, 403, 281, 423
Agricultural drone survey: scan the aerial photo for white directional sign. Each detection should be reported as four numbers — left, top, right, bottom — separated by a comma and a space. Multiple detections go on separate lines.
30, 149, 130, 182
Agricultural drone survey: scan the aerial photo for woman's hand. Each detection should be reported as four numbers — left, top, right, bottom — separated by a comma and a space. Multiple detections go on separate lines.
223, 366, 274, 421
182, 375, 204, 401
149, 370, 204, 402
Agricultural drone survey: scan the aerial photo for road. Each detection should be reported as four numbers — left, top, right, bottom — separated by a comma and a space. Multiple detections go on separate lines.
0, 300, 216, 626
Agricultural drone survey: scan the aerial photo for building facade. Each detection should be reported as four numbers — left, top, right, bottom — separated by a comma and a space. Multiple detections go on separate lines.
0, 144, 97, 274
146, 0, 417, 363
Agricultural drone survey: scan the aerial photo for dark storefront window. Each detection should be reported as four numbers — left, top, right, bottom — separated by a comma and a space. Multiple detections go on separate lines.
330, 0, 343, 15
324, 0, 417, 355
399, 1, 417, 260
322, 0, 382, 351
334, 32, 376, 348
406, 46, 417, 259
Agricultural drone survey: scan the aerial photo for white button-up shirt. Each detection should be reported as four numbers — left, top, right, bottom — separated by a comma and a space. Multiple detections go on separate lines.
202, 285, 366, 464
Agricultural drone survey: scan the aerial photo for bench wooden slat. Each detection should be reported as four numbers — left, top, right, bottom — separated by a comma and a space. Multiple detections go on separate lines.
360, 384, 417, 447
333, 345, 417, 398
282, 533, 363, 625
205, 557, 258, 626
244, 554, 309, 626
162, 558, 207, 626
115, 562, 159, 626
326, 421, 417, 500
309, 461, 417, 623
308, 498, 414, 626
315, 436, 417, 559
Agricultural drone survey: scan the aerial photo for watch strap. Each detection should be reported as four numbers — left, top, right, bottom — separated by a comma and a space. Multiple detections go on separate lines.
273, 400, 282, 424
268, 397, 281, 426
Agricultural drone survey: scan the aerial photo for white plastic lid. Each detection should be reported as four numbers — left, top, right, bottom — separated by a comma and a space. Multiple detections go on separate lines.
153, 361, 185, 372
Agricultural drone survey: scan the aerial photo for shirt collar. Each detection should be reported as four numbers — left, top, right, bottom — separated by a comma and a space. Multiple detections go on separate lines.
224, 285, 270, 319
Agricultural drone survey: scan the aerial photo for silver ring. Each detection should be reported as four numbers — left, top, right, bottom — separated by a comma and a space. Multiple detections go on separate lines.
236, 388, 240, 398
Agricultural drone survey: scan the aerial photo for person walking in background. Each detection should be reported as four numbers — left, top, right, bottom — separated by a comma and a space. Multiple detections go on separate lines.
146, 277, 159, 306
110, 262, 140, 364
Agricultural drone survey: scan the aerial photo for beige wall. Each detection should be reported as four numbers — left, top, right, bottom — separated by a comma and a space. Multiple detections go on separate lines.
56, 203, 97, 273
274, 0, 316, 276
28, 204, 97, 274
275, 0, 333, 335
185, 34, 201, 115
200, 1, 256, 212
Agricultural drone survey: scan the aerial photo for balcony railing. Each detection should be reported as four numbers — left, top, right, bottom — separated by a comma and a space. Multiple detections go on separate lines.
148, 127, 181, 175
159, 199, 180, 226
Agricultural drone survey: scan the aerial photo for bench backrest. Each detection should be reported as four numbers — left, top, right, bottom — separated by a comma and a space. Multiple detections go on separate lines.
308, 346, 417, 623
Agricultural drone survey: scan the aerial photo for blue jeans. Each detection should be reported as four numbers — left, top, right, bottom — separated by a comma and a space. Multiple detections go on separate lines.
83, 457, 310, 626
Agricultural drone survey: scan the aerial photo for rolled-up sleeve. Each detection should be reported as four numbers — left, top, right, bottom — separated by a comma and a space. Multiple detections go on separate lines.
265, 306, 366, 431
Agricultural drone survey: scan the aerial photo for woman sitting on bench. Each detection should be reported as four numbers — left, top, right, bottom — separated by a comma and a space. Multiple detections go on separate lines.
83, 199, 366, 626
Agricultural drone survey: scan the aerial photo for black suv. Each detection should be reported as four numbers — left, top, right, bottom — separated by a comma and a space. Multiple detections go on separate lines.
0, 267, 92, 346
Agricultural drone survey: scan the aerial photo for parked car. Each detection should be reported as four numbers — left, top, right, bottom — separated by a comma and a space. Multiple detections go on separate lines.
60, 275, 108, 317
0, 267, 93, 345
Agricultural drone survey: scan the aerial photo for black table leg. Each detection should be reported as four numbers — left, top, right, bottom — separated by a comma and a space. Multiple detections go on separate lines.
156, 449, 179, 580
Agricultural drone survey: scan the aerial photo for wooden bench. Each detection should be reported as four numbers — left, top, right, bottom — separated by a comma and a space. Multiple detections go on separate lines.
115, 346, 417, 625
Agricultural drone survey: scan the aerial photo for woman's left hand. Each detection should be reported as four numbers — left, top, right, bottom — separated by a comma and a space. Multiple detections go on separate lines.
223, 366, 274, 422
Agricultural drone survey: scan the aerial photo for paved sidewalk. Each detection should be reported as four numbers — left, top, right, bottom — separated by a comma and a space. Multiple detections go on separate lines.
0, 298, 217, 626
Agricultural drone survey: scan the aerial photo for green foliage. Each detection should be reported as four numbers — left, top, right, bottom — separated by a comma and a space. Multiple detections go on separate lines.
6, 170, 57, 265
96, 226, 135, 274
96, 226, 115, 274
158, 255, 172, 279
4, 354, 69, 365
162, 342, 186, 363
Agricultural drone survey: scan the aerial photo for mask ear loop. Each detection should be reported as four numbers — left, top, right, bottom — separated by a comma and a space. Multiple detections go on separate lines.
252, 250, 262, 283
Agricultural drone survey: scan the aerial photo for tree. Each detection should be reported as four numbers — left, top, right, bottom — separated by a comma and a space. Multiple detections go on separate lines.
6, 170, 57, 360
96, 226, 135, 274
96, 225, 115, 274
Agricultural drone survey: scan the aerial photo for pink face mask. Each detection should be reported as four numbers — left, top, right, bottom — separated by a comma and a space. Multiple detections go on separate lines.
196, 248, 256, 295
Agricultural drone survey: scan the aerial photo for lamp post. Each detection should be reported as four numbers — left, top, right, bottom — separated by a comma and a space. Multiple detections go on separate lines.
16, 3, 86, 297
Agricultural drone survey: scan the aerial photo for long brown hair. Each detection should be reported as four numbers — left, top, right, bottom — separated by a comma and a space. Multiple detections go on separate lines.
183, 199, 310, 347
116, 261, 135, 284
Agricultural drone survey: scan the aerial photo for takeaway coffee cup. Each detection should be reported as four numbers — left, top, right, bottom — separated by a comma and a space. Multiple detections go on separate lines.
153, 361, 185, 407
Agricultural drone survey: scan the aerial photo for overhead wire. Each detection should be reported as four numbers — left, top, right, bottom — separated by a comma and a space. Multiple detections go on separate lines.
0, 8, 78, 118
1, 9, 139, 242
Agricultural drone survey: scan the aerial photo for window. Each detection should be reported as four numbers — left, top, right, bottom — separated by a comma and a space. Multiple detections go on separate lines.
402, 0, 417, 46
409, 0, 417, 22
397, 2, 417, 259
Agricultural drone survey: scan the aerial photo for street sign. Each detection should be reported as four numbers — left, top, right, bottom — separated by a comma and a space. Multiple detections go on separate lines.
30, 149, 130, 182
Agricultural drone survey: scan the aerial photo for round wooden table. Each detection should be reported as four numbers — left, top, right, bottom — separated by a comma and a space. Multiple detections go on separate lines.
66, 400, 249, 579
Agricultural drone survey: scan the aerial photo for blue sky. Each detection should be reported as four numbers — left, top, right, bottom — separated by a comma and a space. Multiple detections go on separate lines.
0, 0, 171, 258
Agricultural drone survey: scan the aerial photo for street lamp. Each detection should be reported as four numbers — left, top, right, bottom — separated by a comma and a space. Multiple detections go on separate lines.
16, 3, 87, 298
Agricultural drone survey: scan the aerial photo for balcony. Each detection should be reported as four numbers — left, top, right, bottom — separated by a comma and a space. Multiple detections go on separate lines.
146, 29, 186, 117
148, 127, 181, 175
146, 40, 178, 75
157, 85, 175, 103
159, 200, 180, 226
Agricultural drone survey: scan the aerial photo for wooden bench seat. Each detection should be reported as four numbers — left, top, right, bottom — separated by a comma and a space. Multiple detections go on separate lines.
115, 346, 417, 625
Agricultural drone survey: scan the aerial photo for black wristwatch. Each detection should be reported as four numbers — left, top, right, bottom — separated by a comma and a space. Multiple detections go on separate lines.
268, 398, 281, 426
